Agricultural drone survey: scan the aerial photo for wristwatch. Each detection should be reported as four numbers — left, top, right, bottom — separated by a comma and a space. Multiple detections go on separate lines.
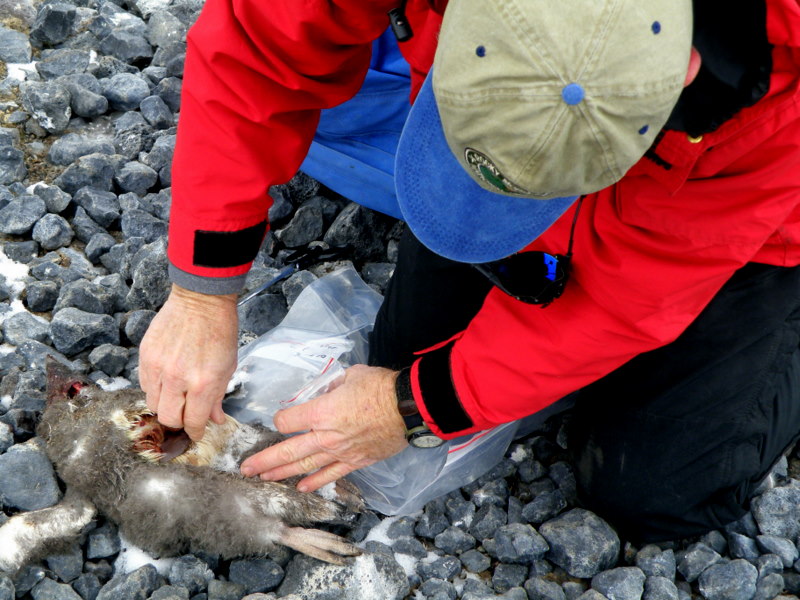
396, 368, 444, 449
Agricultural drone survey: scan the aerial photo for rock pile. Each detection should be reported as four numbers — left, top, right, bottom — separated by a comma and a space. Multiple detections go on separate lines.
1, 0, 800, 599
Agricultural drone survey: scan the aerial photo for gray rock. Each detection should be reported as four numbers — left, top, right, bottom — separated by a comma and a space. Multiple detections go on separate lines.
0, 194, 47, 235
30, 3, 76, 46
71, 207, 107, 243
676, 543, 722, 583
392, 537, 427, 559
139, 95, 173, 129
101, 74, 151, 111
386, 515, 417, 539
32, 213, 74, 250
756, 553, 783, 578
124, 309, 156, 345
12, 565, 47, 598
50, 307, 119, 355
31, 577, 83, 600
753, 573, 783, 600
0, 574, 13, 599
752, 483, 800, 539
0, 25, 32, 63
33, 184, 71, 214
635, 546, 676, 579
591, 567, 646, 600
434, 526, 477, 555
85, 232, 116, 264
642, 576, 678, 600
152, 76, 182, 112
275, 205, 323, 248
727, 532, 760, 561
168, 556, 213, 596
125, 239, 170, 310
54, 153, 117, 194
140, 135, 175, 173
755, 534, 798, 567
417, 555, 461, 581
96, 564, 159, 600
493, 564, 528, 593
459, 549, 490, 573
415, 500, 450, 540
419, 578, 456, 599
101, 237, 146, 279
525, 578, 566, 600
206, 580, 246, 600
523, 490, 568, 524
98, 30, 153, 64
3, 240, 39, 263
238, 293, 287, 337
471, 478, 509, 508
277, 553, 408, 600
361, 262, 394, 293
48, 134, 115, 167
281, 270, 317, 308
145, 10, 187, 47
120, 209, 167, 242
469, 503, 507, 541
539, 509, 620, 579
86, 524, 120, 560
36, 49, 90, 80
697, 559, 757, 600
0, 438, 61, 510
149, 585, 190, 600
55, 279, 117, 315
2, 311, 50, 345
323, 202, 389, 262
115, 161, 158, 195
88, 344, 129, 376
57, 73, 109, 118
0, 145, 26, 185
72, 573, 101, 600
73, 187, 120, 228
228, 559, 284, 595
491, 523, 549, 564
19, 81, 72, 134
45, 542, 83, 583
0, 422, 14, 453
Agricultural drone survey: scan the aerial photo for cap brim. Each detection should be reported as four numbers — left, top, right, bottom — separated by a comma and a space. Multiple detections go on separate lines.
395, 70, 578, 264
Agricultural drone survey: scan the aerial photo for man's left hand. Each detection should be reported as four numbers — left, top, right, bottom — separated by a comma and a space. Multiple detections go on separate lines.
239, 365, 408, 492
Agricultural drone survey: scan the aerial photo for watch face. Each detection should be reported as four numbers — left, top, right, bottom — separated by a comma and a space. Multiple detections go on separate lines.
410, 432, 445, 449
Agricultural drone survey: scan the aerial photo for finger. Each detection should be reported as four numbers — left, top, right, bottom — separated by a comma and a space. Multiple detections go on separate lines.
210, 403, 226, 425
296, 462, 359, 493
241, 432, 327, 477
154, 380, 187, 431
144, 379, 162, 415
273, 403, 316, 435
259, 452, 336, 482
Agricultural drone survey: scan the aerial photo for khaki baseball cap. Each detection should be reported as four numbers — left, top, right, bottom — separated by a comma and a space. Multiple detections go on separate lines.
395, 0, 693, 262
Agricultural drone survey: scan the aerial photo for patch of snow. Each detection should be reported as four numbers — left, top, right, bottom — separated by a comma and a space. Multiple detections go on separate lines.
509, 444, 530, 463
115, 533, 175, 575
25, 182, 47, 195
4, 62, 36, 82
0, 395, 12, 410
0, 249, 30, 297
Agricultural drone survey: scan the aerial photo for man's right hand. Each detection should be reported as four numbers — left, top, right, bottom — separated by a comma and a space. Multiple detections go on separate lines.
139, 284, 239, 441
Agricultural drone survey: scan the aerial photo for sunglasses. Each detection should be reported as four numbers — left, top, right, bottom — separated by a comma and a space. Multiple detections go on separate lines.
472, 197, 583, 307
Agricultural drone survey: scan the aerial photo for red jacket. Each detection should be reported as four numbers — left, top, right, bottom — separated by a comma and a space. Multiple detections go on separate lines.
169, 0, 800, 439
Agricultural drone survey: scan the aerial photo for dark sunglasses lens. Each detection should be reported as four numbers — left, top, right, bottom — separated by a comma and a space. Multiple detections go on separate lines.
475, 252, 569, 304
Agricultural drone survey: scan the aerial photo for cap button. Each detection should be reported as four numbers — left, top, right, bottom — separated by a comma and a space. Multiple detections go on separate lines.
561, 83, 585, 106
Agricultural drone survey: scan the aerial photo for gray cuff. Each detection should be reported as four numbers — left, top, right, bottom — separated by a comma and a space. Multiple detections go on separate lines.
168, 263, 248, 295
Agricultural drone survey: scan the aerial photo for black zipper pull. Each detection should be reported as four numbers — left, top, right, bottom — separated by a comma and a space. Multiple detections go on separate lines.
388, 0, 413, 42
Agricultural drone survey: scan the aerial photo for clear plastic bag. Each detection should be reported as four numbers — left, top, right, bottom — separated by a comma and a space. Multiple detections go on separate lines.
224, 266, 543, 515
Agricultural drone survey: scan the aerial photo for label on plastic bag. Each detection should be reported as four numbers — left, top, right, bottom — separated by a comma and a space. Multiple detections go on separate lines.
247, 336, 354, 371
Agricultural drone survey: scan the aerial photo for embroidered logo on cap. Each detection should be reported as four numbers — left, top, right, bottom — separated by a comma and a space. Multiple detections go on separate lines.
465, 148, 528, 195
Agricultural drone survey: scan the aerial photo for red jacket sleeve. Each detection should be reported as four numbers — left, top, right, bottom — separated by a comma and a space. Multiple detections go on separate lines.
412, 80, 800, 439
168, 0, 397, 293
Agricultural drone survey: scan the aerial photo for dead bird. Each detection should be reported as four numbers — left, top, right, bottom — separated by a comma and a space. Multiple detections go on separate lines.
0, 359, 363, 574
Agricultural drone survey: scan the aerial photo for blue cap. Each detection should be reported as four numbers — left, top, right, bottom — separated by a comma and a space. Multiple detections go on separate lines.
395, 70, 578, 264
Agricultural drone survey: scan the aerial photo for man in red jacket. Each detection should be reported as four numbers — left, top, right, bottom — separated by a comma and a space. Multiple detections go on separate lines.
140, 0, 800, 540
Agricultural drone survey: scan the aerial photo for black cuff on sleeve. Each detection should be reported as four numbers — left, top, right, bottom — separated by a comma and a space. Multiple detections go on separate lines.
193, 220, 267, 268
416, 341, 473, 434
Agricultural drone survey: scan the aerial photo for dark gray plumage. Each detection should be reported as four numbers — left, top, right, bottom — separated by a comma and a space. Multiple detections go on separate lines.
0, 359, 361, 573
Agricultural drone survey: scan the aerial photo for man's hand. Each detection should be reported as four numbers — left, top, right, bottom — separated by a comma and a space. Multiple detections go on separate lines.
240, 365, 408, 492
139, 284, 239, 441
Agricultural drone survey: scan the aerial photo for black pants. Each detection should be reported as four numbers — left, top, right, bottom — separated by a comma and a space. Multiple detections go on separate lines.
369, 229, 800, 542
